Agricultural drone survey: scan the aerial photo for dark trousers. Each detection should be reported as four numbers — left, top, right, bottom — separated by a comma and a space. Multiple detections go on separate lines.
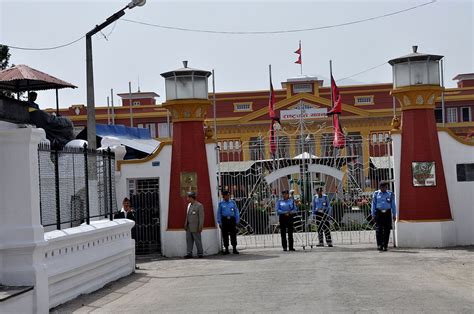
375, 210, 392, 248
221, 217, 237, 248
315, 211, 332, 244
279, 214, 294, 250
186, 230, 203, 256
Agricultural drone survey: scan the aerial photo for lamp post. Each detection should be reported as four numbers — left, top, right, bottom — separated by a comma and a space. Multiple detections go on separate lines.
86, 0, 146, 149
388, 46, 454, 247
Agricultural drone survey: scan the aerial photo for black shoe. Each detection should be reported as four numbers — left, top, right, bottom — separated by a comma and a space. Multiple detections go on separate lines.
377, 246, 383, 251
383, 247, 388, 252
283, 248, 288, 251
223, 249, 230, 255
289, 248, 296, 251
198, 255, 204, 258
328, 244, 333, 247
233, 248, 239, 254
316, 243, 324, 247
184, 254, 192, 259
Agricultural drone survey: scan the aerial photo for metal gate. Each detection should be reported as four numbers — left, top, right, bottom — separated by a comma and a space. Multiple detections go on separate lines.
128, 178, 161, 255
217, 127, 394, 249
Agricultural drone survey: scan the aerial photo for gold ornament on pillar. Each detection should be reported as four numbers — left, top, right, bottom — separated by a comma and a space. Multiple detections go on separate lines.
391, 116, 401, 131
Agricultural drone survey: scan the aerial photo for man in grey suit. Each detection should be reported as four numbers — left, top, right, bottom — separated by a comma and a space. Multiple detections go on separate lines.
184, 191, 204, 258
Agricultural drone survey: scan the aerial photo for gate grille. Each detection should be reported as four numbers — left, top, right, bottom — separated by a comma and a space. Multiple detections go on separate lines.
129, 178, 161, 255
217, 127, 394, 249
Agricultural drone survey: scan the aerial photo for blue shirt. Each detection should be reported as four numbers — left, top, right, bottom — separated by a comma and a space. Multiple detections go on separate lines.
217, 200, 240, 224
312, 194, 332, 216
276, 198, 297, 215
371, 190, 396, 217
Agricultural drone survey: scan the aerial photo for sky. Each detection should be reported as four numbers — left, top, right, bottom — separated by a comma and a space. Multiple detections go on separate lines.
1, 0, 473, 109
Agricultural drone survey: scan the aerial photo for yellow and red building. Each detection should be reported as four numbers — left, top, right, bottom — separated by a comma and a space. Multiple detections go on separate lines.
52, 73, 474, 164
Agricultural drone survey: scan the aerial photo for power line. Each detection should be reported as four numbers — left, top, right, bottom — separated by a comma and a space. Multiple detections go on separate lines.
5, 35, 85, 51
337, 62, 388, 82
122, 0, 436, 35
4, 0, 436, 50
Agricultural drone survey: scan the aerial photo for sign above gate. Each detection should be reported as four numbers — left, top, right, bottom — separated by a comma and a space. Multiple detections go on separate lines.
280, 108, 327, 121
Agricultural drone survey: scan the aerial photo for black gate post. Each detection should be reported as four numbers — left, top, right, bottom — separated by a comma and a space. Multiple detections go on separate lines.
53, 144, 61, 230
84, 143, 90, 225
107, 147, 113, 221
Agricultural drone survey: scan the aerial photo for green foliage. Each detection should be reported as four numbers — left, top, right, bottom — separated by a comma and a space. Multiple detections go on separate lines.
0, 45, 10, 70
0, 45, 14, 98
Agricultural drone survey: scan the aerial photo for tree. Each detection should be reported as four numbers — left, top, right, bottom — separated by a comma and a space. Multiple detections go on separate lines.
0, 44, 11, 70
0, 45, 14, 98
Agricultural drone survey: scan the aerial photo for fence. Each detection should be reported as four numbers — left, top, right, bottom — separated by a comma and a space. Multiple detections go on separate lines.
38, 143, 117, 230
218, 128, 395, 248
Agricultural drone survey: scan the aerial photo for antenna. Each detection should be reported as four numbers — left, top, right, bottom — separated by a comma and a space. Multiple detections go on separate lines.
137, 75, 141, 92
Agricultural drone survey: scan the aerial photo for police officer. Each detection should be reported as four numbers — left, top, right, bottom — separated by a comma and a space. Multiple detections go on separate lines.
312, 187, 333, 247
276, 190, 297, 251
371, 181, 397, 252
217, 190, 240, 255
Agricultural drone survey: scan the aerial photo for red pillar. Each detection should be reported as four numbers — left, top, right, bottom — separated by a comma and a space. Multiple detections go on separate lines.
392, 86, 452, 221
164, 99, 216, 229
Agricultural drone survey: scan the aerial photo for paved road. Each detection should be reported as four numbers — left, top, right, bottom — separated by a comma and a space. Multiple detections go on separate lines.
52, 245, 474, 313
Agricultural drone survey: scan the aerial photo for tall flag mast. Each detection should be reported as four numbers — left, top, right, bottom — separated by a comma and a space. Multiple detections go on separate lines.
294, 41, 303, 75
329, 60, 345, 148
268, 64, 279, 157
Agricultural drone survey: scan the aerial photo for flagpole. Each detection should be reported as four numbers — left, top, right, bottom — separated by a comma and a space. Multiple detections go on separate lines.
269, 64, 276, 169
329, 60, 333, 106
441, 59, 445, 126
269, 64, 272, 85
299, 40, 303, 76
329, 59, 338, 169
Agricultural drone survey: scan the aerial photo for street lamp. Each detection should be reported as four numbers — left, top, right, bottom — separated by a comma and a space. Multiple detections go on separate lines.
86, 0, 146, 149
388, 45, 442, 89
161, 61, 211, 101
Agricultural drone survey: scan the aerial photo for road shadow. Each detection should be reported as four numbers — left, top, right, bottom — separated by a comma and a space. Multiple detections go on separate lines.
50, 272, 150, 313
207, 252, 280, 261
144, 272, 245, 280
438, 246, 474, 253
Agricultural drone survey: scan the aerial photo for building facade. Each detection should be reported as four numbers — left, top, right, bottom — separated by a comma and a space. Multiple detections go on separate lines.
52, 73, 474, 163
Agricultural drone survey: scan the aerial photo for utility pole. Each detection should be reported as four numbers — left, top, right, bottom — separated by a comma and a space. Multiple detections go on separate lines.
86, 0, 146, 148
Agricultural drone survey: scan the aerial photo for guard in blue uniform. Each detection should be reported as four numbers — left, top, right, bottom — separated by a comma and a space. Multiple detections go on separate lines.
217, 190, 240, 255
276, 190, 297, 251
371, 181, 397, 252
312, 187, 333, 247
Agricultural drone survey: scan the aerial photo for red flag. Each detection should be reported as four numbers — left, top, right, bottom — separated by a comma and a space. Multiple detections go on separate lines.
268, 73, 278, 156
332, 114, 345, 148
328, 75, 342, 115
294, 42, 302, 64
269, 80, 276, 119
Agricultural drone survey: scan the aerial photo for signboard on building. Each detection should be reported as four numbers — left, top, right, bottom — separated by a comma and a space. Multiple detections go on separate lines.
280, 108, 327, 121
412, 161, 436, 186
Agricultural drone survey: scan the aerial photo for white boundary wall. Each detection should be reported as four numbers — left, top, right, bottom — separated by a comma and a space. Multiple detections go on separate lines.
438, 131, 474, 245
392, 131, 474, 247
45, 220, 135, 309
117, 142, 220, 257
0, 125, 135, 312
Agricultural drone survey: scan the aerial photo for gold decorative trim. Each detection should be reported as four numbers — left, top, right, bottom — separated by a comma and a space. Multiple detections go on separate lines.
162, 99, 211, 121
437, 127, 474, 146
238, 93, 371, 123
400, 104, 436, 111
117, 140, 172, 171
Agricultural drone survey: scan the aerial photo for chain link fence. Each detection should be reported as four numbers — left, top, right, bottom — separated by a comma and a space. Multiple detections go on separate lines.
38, 143, 117, 231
